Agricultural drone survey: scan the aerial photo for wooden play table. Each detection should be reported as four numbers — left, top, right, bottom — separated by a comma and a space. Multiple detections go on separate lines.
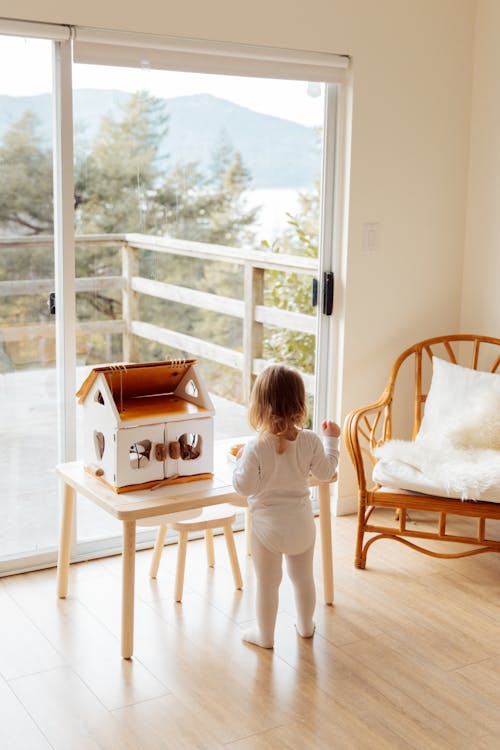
56, 439, 336, 658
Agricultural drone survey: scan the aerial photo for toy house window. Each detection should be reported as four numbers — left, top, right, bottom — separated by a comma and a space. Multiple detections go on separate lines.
129, 439, 152, 469
184, 379, 198, 398
94, 390, 105, 405
179, 433, 202, 460
94, 431, 105, 459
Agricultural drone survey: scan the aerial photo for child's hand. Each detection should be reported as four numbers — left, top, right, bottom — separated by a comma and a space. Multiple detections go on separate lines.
321, 420, 341, 438
229, 443, 246, 460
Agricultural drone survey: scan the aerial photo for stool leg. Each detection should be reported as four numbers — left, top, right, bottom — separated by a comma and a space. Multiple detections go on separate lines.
223, 524, 243, 590
149, 524, 167, 578
175, 529, 188, 602
205, 528, 215, 567
245, 509, 252, 556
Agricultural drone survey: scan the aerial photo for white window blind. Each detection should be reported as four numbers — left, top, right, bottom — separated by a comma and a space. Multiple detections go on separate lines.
0, 18, 70, 40
73, 26, 349, 83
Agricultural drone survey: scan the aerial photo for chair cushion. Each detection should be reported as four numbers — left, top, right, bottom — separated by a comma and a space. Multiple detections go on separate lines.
373, 456, 500, 503
417, 356, 500, 446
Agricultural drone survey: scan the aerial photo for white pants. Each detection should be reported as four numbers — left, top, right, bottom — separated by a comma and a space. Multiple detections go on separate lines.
250, 526, 316, 645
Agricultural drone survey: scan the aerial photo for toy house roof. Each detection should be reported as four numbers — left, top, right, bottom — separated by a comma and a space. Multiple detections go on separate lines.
76, 359, 214, 423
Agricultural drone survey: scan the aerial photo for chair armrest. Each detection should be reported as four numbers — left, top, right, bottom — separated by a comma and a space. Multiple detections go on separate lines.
343, 388, 393, 494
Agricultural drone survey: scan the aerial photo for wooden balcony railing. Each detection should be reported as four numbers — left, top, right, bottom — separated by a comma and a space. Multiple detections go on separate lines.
0, 233, 317, 399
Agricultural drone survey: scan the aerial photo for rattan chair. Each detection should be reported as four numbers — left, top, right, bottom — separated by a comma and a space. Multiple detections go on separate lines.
344, 334, 500, 569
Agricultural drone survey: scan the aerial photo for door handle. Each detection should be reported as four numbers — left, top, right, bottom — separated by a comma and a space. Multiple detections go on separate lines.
323, 272, 334, 316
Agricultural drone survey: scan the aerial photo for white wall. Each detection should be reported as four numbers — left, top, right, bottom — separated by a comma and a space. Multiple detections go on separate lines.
461, 0, 500, 337
1, 0, 477, 511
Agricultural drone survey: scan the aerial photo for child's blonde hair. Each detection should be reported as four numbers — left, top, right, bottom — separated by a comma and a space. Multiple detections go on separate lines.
249, 364, 307, 453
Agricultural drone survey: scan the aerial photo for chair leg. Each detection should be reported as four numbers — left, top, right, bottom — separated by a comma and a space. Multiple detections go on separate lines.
149, 524, 167, 578
175, 529, 188, 602
355, 495, 366, 569
205, 528, 215, 567
223, 524, 243, 590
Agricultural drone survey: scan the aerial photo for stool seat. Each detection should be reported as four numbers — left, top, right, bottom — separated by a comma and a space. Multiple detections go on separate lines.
149, 503, 243, 602
169, 503, 237, 532
138, 509, 200, 527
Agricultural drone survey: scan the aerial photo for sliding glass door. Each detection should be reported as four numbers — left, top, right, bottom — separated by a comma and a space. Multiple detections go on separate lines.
0, 23, 348, 572
69, 62, 338, 547
0, 35, 61, 569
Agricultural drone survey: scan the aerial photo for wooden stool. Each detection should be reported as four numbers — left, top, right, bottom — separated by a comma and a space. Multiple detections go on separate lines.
149, 504, 243, 602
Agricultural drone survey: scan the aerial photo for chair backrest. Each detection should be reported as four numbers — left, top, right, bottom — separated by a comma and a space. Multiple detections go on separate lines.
387, 334, 500, 440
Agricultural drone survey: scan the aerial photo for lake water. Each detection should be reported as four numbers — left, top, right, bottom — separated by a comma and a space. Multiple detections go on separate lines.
245, 187, 303, 242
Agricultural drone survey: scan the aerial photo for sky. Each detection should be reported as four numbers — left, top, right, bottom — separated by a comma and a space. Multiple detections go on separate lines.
0, 36, 324, 127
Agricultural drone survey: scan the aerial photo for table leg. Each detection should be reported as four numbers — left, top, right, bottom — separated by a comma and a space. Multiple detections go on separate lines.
318, 483, 334, 605
57, 482, 75, 598
245, 508, 252, 556
122, 520, 136, 659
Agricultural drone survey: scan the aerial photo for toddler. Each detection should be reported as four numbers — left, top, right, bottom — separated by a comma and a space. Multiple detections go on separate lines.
232, 363, 340, 648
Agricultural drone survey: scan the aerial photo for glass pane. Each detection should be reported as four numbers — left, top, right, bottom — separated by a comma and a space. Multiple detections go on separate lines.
0, 37, 58, 560
71, 63, 324, 540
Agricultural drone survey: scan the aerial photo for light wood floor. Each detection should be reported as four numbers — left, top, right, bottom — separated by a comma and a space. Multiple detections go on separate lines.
2, 512, 500, 750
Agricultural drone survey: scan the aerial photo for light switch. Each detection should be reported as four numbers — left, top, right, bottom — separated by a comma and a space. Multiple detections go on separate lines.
362, 222, 379, 253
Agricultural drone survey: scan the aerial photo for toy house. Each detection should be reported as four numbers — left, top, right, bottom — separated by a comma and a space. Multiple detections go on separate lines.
76, 359, 215, 492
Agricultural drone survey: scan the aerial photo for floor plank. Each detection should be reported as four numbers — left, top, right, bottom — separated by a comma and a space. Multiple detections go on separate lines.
0, 580, 65, 680
0, 676, 52, 750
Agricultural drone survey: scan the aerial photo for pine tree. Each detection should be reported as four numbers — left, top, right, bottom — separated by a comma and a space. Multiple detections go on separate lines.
261, 183, 320, 374
0, 112, 53, 235
0, 92, 284, 398
74, 91, 169, 234
72, 91, 258, 372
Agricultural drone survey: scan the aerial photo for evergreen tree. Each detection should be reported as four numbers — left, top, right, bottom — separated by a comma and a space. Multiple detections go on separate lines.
0, 113, 54, 352
0, 112, 53, 235
261, 183, 320, 374
71, 91, 258, 372
1, 92, 318, 404
75, 91, 169, 234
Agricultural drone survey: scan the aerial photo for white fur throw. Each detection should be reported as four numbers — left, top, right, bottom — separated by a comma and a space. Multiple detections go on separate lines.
374, 439, 500, 501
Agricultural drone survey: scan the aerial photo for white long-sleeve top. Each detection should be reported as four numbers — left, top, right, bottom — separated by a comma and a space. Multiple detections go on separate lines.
232, 430, 339, 555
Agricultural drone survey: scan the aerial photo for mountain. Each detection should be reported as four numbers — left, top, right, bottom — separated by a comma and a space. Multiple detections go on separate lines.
0, 90, 321, 189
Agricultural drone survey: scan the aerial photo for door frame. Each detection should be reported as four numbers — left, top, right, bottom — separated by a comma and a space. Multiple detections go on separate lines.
315, 79, 351, 449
